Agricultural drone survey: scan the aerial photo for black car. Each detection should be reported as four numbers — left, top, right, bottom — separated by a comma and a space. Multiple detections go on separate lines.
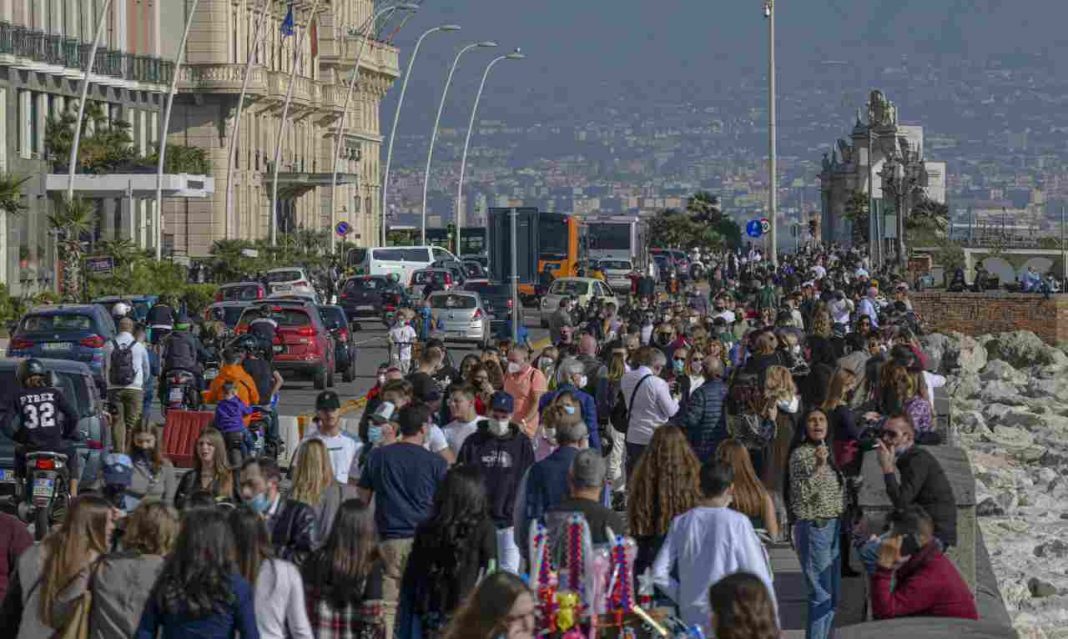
462, 282, 522, 339
339, 275, 407, 320
318, 305, 358, 383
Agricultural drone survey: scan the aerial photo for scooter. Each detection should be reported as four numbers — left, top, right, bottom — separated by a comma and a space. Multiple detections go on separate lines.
162, 369, 203, 413
18, 450, 72, 541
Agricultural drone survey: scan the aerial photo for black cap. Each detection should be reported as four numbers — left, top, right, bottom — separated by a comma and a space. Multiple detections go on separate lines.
316, 390, 341, 411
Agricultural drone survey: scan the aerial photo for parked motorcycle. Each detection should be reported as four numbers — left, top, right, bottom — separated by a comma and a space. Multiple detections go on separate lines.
19, 450, 72, 541
163, 369, 202, 412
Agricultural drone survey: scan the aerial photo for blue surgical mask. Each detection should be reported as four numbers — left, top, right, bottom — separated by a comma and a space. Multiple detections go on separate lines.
368, 425, 384, 445
563, 405, 576, 415
249, 492, 270, 514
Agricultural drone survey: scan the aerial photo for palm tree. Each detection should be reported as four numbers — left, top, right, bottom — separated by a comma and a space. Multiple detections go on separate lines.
49, 197, 96, 302
0, 174, 29, 218
686, 191, 722, 225
98, 238, 139, 269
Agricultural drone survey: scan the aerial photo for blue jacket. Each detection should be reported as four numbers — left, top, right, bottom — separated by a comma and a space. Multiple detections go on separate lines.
214, 396, 251, 434
135, 574, 259, 639
674, 379, 728, 462
522, 445, 580, 534
538, 384, 601, 451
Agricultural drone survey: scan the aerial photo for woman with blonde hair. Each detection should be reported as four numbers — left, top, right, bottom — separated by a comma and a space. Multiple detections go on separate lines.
89, 502, 179, 639
290, 438, 353, 543
627, 425, 702, 576
715, 440, 779, 540
821, 368, 863, 476
596, 347, 629, 492
10, 495, 116, 639
173, 427, 237, 510
872, 361, 933, 436
761, 365, 800, 492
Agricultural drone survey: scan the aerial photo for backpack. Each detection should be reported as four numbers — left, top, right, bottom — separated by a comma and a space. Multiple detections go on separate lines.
609, 374, 652, 435
109, 339, 137, 386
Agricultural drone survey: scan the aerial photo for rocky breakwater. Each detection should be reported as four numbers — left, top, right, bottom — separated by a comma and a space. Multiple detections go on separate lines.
923, 330, 1068, 639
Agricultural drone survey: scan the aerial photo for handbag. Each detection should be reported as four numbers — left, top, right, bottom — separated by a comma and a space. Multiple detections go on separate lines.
55, 561, 101, 639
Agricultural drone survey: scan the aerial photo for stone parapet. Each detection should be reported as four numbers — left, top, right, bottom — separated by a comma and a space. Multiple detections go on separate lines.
911, 292, 1068, 345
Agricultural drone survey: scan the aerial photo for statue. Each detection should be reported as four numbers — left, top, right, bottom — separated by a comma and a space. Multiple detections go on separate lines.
822, 152, 831, 171
868, 89, 898, 128
837, 138, 854, 164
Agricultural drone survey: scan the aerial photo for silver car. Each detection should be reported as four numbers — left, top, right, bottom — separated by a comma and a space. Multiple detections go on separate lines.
428, 291, 491, 348
596, 258, 635, 293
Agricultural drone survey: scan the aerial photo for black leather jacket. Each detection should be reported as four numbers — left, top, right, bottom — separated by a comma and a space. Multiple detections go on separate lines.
268, 499, 318, 564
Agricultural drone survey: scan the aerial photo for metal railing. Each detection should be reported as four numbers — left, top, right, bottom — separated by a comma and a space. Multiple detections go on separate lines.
0, 22, 174, 85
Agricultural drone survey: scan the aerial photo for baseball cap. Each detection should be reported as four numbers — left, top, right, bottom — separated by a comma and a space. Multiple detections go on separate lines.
316, 390, 341, 411
570, 449, 607, 489
490, 391, 514, 413
102, 453, 133, 486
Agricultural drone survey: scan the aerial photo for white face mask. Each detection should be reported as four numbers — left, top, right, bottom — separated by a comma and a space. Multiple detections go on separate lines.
577, 375, 588, 388
376, 374, 386, 385
488, 418, 510, 437
777, 395, 800, 413
507, 361, 522, 374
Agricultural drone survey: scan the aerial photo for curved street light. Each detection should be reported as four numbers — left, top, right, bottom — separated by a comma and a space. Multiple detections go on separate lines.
455, 49, 524, 254
67, 0, 113, 203
420, 40, 497, 250
328, 3, 418, 254
380, 24, 462, 247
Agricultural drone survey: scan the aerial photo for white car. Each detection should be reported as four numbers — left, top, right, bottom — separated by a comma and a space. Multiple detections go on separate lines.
596, 258, 635, 293
539, 277, 619, 327
264, 267, 315, 296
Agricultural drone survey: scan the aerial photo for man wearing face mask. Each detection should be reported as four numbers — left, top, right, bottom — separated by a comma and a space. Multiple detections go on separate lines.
502, 346, 548, 441
537, 358, 600, 451
240, 456, 317, 563
456, 391, 535, 574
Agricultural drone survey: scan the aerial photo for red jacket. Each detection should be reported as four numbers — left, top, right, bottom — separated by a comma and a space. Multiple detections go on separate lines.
0, 512, 32, 603
872, 542, 978, 621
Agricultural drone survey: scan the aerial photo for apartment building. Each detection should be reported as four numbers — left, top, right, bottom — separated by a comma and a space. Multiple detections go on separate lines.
170, 0, 399, 256
0, 0, 177, 295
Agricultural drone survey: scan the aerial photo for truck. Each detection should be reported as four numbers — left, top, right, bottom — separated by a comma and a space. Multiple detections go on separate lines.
582, 215, 646, 263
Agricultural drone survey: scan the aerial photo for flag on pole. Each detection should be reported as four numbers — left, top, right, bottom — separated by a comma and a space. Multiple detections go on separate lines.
280, 3, 295, 37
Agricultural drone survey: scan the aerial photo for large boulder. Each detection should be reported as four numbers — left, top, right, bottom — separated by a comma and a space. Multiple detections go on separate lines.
920, 333, 951, 372
980, 380, 1028, 405
981, 359, 1028, 385
985, 331, 1056, 368
924, 331, 987, 375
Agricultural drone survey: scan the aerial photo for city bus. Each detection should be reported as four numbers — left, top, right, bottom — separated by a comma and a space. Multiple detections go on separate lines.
535, 211, 580, 280
487, 208, 581, 297
583, 215, 645, 263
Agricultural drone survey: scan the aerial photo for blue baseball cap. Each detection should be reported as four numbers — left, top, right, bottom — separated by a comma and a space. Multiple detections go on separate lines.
102, 453, 133, 486
490, 391, 514, 413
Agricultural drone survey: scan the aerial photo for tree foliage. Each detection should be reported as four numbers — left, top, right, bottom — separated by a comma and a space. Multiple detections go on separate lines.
49, 197, 96, 302
648, 192, 742, 252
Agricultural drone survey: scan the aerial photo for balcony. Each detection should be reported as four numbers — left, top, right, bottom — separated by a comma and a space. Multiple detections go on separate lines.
0, 22, 174, 88
179, 63, 267, 94
319, 33, 399, 79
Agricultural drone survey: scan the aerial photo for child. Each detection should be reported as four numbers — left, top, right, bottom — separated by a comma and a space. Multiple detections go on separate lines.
389, 312, 417, 374
214, 381, 253, 456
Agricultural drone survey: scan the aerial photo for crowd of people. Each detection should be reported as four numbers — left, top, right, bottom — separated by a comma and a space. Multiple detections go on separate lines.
0, 244, 984, 639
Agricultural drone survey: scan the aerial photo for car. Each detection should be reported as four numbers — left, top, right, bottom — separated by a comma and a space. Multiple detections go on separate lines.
215, 281, 266, 302
203, 301, 252, 330
90, 295, 158, 323
409, 268, 456, 296
263, 267, 315, 296
460, 254, 488, 268
539, 277, 619, 327
361, 245, 459, 287
7, 305, 117, 390
596, 258, 636, 293
428, 291, 491, 348
432, 260, 468, 287
462, 281, 522, 339
0, 358, 110, 493
461, 260, 489, 282
650, 248, 690, 275
317, 305, 358, 383
338, 275, 408, 320
235, 301, 336, 390
267, 289, 321, 305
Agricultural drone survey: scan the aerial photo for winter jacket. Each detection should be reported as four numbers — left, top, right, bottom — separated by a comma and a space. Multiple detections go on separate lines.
538, 384, 600, 450
89, 552, 166, 639
456, 422, 535, 528
885, 447, 957, 547
871, 542, 977, 620
0, 513, 32, 605
8, 544, 91, 639
162, 330, 205, 374
674, 379, 728, 462
126, 455, 178, 508
268, 499, 318, 565
523, 446, 581, 528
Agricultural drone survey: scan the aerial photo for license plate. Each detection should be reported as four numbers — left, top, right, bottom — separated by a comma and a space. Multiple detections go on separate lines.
448, 331, 467, 339
168, 388, 184, 403
33, 478, 54, 498
204, 369, 218, 380
274, 284, 291, 291
273, 344, 284, 353
43, 342, 71, 351
357, 304, 374, 311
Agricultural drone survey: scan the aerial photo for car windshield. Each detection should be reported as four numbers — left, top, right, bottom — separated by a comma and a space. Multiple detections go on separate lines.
215, 306, 247, 327
550, 280, 590, 296
373, 248, 429, 262
463, 262, 487, 277
221, 284, 262, 301
412, 271, 445, 285
430, 294, 477, 310
599, 260, 632, 270
319, 307, 346, 328
244, 308, 311, 327
343, 277, 384, 292
265, 270, 302, 283
20, 314, 94, 333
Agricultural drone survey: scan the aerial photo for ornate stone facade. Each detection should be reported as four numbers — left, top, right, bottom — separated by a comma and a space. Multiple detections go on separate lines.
168, 0, 398, 256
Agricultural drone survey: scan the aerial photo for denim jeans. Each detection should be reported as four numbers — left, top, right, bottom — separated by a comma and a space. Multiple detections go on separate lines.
795, 518, 841, 639
497, 526, 521, 574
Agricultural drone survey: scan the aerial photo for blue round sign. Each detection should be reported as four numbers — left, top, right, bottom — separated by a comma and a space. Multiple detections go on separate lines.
335, 221, 351, 237
746, 219, 763, 238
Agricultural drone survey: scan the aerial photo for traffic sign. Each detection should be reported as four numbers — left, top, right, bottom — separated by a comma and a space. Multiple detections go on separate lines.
745, 219, 763, 238
760, 217, 771, 234
335, 221, 351, 237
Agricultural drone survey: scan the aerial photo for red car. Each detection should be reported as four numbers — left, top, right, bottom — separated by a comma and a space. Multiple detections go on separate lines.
234, 301, 336, 390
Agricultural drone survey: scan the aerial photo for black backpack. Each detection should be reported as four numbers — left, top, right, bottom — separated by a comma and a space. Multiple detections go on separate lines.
109, 339, 137, 386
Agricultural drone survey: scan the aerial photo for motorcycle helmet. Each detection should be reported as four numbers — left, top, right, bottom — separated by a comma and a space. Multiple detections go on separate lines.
17, 358, 47, 387
231, 333, 261, 355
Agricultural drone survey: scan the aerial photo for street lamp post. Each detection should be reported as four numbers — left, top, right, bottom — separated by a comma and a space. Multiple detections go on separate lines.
329, 3, 418, 255
421, 40, 498, 252
154, 0, 201, 261
67, 0, 113, 204
455, 50, 524, 254
381, 24, 462, 247
764, 0, 778, 266
268, 0, 323, 247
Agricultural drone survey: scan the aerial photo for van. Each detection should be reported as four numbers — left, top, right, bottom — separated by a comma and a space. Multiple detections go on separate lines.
362, 245, 458, 285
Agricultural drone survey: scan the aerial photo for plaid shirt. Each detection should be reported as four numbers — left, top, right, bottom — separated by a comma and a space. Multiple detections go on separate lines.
305, 587, 385, 639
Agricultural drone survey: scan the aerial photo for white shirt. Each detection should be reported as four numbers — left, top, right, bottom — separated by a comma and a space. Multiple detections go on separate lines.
103, 332, 151, 391
923, 371, 946, 409
713, 309, 736, 324
255, 559, 313, 639
301, 426, 362, 484
424, 424, 449, 453
652, 506, 776, 635
620, 366, 678, 446
812, 264, 827, 280
389, 324, 417, 360
444, 417, 480, 453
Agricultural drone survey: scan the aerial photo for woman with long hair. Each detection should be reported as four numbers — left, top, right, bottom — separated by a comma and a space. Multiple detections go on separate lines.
397, 466, 497, 638
627, 425, 702, 576
714, 440, 779, 540
10, 495, 116, 639
135, 508, 257, 639
874, 361, 933, 435
229, 507, 312, 639
301, 500, 385, 639
173, 427, 237, 510
127, 423, 177, 508
90, 502, 179, 639
458, 354, 481, 383
821, 369, 863, 476
290, 439, 351, 543
441, 572, 535, 639
761, 365, 800, 493
707, 572, 780, 639
784, 409, 844, 639
595, 346, 628, 494
482, 359, 505, 392
465, 363, 495, 416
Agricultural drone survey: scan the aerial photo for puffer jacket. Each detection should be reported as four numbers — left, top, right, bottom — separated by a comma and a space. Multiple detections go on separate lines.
268, 499, 318, 565
89, 552, 165, 639
674, 378, 728, 461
